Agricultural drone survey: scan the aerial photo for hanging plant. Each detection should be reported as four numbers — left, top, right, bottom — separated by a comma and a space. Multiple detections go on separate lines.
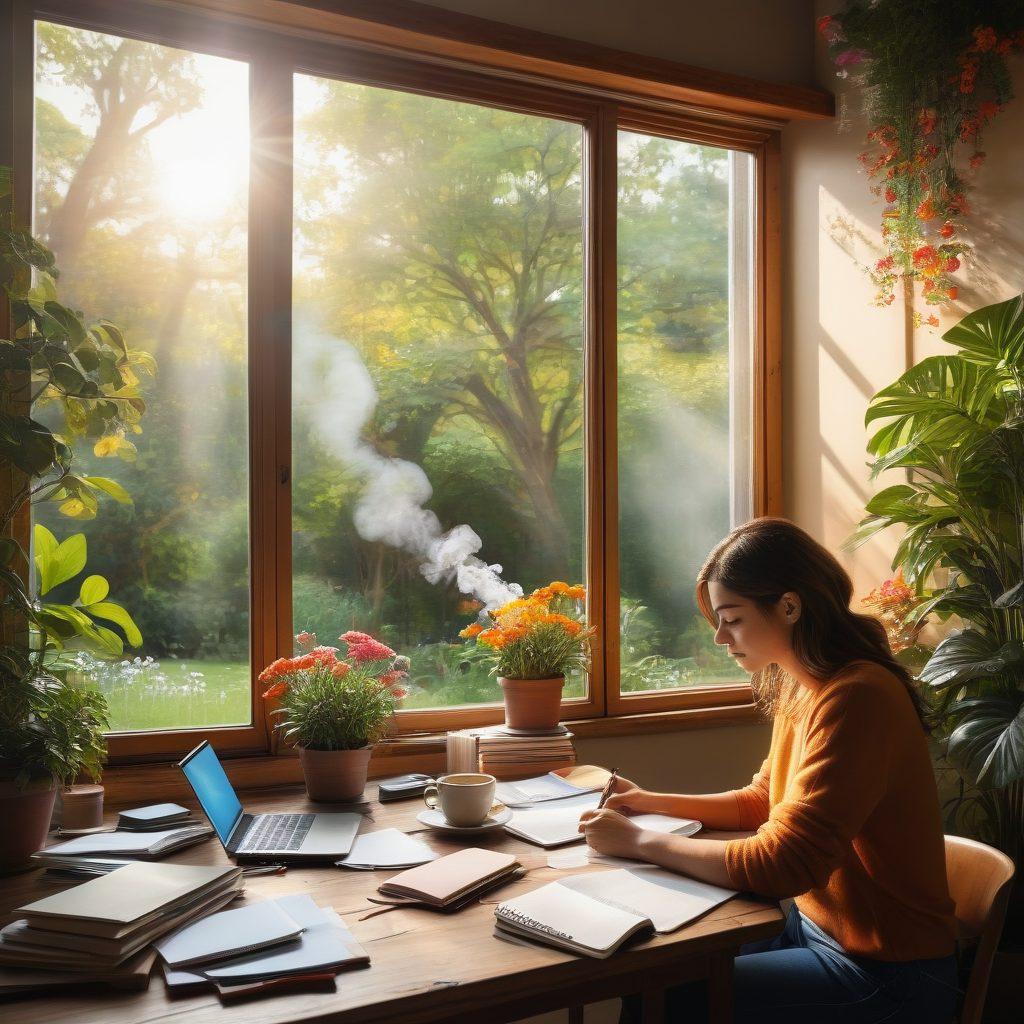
819, 2, 1024, 307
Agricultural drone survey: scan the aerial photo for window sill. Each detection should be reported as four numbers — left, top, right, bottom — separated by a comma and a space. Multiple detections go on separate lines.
100, 703, 761, 803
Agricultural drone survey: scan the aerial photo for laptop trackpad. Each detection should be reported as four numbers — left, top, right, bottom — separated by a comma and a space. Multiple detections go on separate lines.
301, 813, 361, 856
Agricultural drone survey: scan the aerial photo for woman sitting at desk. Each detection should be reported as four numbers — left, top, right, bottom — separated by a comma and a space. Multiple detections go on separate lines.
580, 517, 959, 1024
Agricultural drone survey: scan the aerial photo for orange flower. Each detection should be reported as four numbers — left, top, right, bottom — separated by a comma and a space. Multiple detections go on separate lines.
926, 315, 940, 328
915, 196, 936, 221
330, 662, 350, 679
261, 680, 288, 700
940, 223, 955, 238
947, 286, 959, 301
460, 622, 484, 639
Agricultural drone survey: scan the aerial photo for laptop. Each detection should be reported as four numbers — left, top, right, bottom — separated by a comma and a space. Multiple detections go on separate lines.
178, 741, 361, 861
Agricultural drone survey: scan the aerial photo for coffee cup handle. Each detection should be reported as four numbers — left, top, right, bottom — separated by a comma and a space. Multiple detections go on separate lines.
422, 784, 439, 810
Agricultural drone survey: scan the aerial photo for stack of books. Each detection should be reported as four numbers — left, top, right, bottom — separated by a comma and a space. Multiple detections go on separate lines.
447, 724, 577, 780
0, 861, 243, 990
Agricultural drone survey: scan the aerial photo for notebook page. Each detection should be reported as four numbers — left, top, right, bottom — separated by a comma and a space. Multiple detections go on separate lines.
505, 792, 600, 846
336, 829, 436, 870
496, 773, 598, 806
495, 882, 648, 956
559, 868, 737, 933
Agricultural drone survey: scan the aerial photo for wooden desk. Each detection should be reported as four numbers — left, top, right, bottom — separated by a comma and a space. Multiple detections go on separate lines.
0, 785, 783, 1024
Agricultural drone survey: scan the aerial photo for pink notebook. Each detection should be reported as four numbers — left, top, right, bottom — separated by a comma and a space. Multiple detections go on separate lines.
378, 848, 519, 907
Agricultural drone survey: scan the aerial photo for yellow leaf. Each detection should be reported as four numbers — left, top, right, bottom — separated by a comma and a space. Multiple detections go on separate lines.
59, 498, 89, 518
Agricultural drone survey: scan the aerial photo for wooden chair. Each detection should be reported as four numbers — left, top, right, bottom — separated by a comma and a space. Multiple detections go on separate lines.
945, 834, 1016, 1024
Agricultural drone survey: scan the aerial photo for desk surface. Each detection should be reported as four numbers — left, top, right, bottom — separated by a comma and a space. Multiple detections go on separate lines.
0, 784, 783, 1024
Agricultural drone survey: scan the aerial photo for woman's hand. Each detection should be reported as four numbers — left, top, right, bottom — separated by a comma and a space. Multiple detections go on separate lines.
578, 807, 645, 859
601, 775, 651, 815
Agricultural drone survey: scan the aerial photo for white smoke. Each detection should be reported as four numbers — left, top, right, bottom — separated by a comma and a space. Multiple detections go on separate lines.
293, 319, 523, 611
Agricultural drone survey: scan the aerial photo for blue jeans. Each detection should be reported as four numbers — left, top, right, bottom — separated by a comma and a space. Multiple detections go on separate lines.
633, 905, 961, 1023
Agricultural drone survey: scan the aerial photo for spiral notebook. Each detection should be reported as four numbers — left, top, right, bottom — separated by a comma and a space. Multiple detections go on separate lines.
494, 867, 737, 958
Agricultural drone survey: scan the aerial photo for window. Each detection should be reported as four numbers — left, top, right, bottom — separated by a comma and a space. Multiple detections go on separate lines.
291, 75, 586, 709
31, 22, 253, 736
14, 2, 780, 759
615, 131, 753, 701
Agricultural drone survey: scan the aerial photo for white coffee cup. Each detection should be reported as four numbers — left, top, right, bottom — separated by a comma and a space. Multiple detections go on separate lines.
422, 773, 497, 827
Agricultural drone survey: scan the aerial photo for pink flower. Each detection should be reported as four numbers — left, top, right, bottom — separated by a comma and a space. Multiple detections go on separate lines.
340, 631, 396, 663
295, 631, 315, 648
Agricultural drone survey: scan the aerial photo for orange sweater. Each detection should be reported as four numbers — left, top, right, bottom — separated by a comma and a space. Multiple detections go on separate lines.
723, 661, 958, 961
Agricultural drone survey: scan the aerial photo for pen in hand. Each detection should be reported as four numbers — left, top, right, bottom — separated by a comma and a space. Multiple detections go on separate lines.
596, 768, 619, 810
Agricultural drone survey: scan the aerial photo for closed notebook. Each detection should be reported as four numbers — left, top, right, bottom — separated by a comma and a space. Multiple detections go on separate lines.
118, 803, 191, 831
494, 867, 737, 959
17, 861, 243, 938
378, 848, 519, 907
505, 793, 702, 849
154, 899, 304, 968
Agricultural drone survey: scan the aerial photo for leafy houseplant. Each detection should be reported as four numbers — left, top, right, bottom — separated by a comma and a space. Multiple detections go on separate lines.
260, 631, 408, 802
1, 168, 150, 869
460, 582, 593, 730
848, 294, 1024, 870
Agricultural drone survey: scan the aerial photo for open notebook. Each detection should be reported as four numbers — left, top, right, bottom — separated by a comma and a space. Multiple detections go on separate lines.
494, 867, 737, 958
505, 792, 701, 848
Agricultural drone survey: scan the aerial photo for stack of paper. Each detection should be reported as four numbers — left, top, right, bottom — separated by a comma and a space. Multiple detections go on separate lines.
34, 824, 213, 861
31, 854, 134, 879
447, 725, 577, 779
161, 894, 369, 999
0, 862, 243, 980
336, 828, 437, 870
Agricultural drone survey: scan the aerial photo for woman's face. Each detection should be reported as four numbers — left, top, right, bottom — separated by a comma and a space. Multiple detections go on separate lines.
706, 580, 799, 675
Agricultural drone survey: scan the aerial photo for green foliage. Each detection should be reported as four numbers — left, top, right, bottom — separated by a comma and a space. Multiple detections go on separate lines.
849, 293, 1024, 858
272, 668, 397, 751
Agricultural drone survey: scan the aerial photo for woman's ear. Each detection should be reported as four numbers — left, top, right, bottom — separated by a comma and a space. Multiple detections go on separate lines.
780, 591, 802, 623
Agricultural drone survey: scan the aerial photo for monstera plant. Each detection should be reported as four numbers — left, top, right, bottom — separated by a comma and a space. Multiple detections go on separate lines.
849, 293, 1024, 863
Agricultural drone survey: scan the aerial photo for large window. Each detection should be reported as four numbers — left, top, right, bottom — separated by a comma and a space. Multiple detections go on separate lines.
17, 4, 777, 755
32, 22, 251, 734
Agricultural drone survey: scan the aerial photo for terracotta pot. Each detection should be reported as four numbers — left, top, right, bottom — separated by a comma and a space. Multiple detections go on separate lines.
57, 784, 105, 830
499, 675, 565, 731
0, 776, 56, 874
298, 746, 372, 802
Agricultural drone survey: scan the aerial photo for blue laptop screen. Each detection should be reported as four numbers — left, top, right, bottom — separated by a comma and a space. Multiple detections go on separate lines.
180, 743, 243, 844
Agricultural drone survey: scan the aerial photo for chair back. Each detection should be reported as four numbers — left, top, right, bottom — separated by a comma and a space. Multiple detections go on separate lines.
944, 834, 1016, 1024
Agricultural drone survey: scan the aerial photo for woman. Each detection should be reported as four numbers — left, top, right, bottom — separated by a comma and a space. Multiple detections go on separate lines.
580, 518, 960, 1024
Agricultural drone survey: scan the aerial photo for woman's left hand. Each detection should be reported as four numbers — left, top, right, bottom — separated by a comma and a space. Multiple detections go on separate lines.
578, 807, 645, 859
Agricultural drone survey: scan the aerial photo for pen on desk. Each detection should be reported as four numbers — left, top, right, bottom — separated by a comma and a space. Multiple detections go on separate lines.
596, 768, 619, 810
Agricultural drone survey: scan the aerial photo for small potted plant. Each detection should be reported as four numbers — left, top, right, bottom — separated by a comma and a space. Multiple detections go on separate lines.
460, 582, 593, 730
260, 631, 409, 802
0, 670, 109, 873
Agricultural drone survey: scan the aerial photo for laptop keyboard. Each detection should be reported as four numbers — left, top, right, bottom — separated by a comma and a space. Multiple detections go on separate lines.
239, 813, 315, 852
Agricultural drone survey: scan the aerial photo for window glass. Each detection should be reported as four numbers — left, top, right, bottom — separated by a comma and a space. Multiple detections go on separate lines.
32, 22, 251, 730
292, 75, 586, 708
617, 132, 753, 693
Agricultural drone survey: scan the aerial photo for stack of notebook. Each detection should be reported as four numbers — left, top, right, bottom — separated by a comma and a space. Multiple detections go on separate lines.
118, 802, 193, 831
0, 861, 243, 983
33, 823, 214, 867
159, 893, 369, 1001
447, 724, 576, 779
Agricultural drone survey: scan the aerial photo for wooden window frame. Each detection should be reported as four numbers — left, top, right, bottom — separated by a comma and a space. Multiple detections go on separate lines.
8, 0, 793, 766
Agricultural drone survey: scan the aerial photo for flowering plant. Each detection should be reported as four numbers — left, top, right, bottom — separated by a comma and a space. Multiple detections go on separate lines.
259, 631, 409, 750
459, 582, 593, 679
861, 569, 926, 655
819, 4, 1024, 306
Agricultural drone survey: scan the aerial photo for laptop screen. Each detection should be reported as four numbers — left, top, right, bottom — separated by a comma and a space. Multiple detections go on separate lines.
179, 742, 243, 844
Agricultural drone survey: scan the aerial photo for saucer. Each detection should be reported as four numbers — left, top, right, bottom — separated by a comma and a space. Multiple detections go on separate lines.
415, 806, 513, 834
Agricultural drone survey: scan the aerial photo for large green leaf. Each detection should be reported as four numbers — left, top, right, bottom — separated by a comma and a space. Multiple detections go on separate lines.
33, 529, 86, 596
943, 293, 1024, 368
87, 601, 143, 648
78, 574, 109, 606
83, 476, 133, 505
947, 695, 1024, 789
919, 630, 1024, 689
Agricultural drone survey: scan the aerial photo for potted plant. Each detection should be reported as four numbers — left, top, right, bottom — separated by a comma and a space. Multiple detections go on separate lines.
1, 168, 149, 870
848, 293, 1024, 916
260, 631, 409, 802
460, 582, 593, 730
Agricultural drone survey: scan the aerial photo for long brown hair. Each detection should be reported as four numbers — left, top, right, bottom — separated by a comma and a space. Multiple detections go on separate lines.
696, 517, 928, 731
